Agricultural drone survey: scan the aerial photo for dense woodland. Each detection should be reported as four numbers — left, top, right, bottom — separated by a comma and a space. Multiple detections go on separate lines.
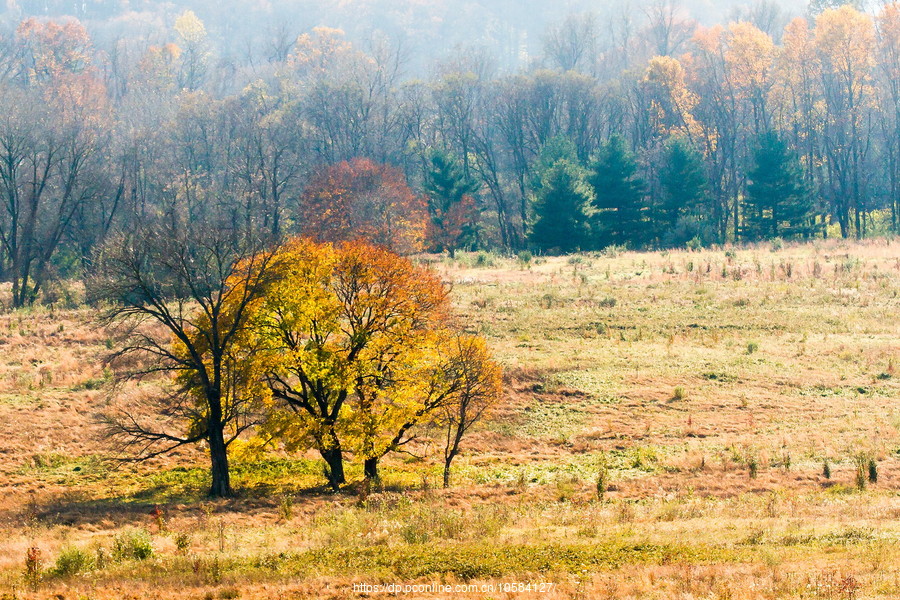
0, 0, 897, 307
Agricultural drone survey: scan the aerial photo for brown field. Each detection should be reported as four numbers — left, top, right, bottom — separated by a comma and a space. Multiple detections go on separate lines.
2, 239, 900, 599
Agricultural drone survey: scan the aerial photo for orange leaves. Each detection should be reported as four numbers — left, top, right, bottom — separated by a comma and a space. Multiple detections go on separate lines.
16, 17, 92, 82
299, 158, 429, 255
15, 18, 107, 125
427, 194, 477, 253
333, 239, 449, 334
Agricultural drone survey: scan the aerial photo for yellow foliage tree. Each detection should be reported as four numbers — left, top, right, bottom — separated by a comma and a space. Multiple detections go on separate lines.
246, 238, 500, 489
643, 55, 702, 143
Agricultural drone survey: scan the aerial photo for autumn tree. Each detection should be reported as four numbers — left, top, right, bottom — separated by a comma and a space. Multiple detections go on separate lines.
690, 24, 740, 241
94, 220, 281, 498
173, 10, 210, 91
437, 335, 502, 488
0, 19, 110, 307
226, 82, 306, 239
298, 158, 428, 254
776, 18, 823, 204
15, 17, 92, 84
814, 5, 875, 237
877, 3, 900, 232
641, 55, 701, 144
724, 21, 776, 137
249, 239, 500, 488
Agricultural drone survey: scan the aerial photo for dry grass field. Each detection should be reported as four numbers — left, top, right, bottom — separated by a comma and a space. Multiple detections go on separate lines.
2, 239, 900, 599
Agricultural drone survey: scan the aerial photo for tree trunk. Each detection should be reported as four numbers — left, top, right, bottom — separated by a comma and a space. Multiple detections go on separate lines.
208, 424, 232, 498
321, 447, 345, 491
364, 457, 379, 481
443, 456, 453, 488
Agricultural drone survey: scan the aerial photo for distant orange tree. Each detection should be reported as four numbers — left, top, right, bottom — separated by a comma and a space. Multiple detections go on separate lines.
298, 158, 428, 254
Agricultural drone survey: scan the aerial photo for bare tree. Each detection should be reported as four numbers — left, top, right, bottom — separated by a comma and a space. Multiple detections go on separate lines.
92, 219, 281, 497
542, 12, 598, 73
643, 0, 695, 58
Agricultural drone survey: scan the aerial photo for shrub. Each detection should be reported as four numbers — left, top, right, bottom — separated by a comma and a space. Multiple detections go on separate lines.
279, 495, 294, 521
822, 459, 831, 479
853, 454, 868, 491
602, 244, 625, 258
555, 474, 577, 502
475, 252, 494, 267
746, 341, 759, 354
596, 463, 609, 501
113, 528, 154, 561
672, 386, 686, 401
52, 546, 94, 577
24, 546, 42, 587
615, 501, 635, 523
174, 532, 192, 553
517, 250, 532, 264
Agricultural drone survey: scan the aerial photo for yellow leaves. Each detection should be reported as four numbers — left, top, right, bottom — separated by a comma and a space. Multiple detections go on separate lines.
815, 5, 875, 76
812, 6, 875, 122
174, 10, 208, 45
235, 237, 499, 461
137, 44, 181, 90
877, 3, 900, 82
289, 27, 358, 75
643, 56, 702, 141
725, 22, 776, 95
692, 24, 724, 56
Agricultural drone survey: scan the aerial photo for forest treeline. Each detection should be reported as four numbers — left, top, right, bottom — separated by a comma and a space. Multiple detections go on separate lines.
0, 1, 897, 306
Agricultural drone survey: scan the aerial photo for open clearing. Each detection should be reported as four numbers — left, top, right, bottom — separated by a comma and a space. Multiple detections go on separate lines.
1, 239, 900, 599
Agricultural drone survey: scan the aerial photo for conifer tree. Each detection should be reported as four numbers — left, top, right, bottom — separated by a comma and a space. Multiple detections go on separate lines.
423, 149, 480, 253
658, 136, 708, 246
529, 159, 593, 253
744, 131, 815, 240
589, 135, 647, 248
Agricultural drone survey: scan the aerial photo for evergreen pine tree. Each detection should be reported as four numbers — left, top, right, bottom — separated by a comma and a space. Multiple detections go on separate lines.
589, 135, 647, 249
658, 136, 708, 247
529, 159, 593, 253
744, 131, 815, 241
423, 149, 481, 253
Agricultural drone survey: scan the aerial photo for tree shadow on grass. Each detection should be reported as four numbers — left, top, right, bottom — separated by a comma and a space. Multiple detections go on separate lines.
25, 480, 356, 528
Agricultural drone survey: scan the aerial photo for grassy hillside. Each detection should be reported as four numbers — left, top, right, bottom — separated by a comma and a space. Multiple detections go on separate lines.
2, 239, 900, 599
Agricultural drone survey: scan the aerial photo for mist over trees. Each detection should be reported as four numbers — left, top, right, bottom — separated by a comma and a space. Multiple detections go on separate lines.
1, 0, 900, 304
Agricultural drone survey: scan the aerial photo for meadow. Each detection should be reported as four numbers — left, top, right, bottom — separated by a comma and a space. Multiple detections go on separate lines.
1, 239, 900, 599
